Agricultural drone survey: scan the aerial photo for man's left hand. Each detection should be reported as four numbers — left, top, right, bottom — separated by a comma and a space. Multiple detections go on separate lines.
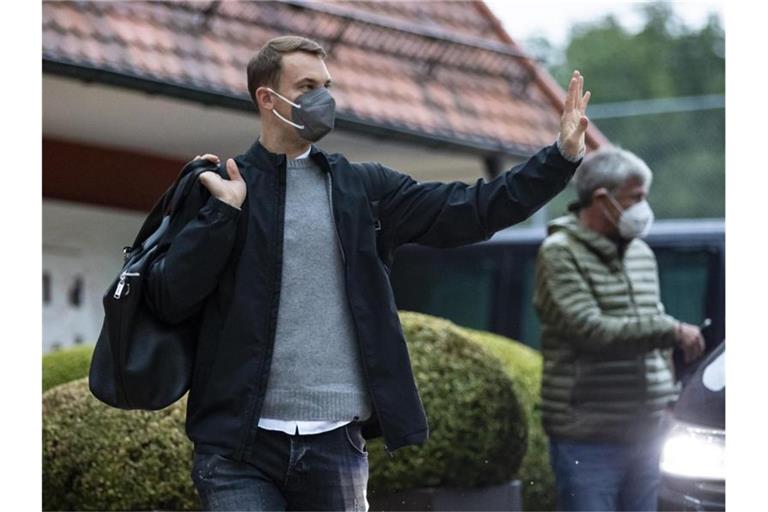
559, 70, 591, 159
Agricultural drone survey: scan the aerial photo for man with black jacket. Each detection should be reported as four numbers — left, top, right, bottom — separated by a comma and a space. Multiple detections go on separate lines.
145, 35, 591, 511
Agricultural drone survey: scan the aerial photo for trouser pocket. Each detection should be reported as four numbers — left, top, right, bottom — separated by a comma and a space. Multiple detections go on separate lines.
191, 452, 229, 484
343, 422, 368, 457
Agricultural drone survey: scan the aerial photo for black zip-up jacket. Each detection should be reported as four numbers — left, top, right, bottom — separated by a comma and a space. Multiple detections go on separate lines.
144, 139, 580, 459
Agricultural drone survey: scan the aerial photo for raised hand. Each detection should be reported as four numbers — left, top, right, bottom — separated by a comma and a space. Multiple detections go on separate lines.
559, 70, 591, 160
193, 154, 246, 210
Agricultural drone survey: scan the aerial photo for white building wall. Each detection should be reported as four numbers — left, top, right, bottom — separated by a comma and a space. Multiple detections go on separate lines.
42, 199, 145, 353
43, 74, 490, 185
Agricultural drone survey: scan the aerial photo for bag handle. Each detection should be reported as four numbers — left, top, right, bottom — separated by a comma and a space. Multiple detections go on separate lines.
163, 159, 224, 217
127, 159, 225, 257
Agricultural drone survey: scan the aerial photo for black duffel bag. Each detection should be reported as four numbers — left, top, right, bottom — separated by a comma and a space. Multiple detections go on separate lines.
88, 157, 226, 410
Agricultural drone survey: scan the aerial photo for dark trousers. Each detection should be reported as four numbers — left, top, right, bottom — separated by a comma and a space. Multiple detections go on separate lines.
191, 421, 369, 511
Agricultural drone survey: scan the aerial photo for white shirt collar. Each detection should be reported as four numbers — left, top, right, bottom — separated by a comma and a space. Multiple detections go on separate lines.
294, 146, 312, 160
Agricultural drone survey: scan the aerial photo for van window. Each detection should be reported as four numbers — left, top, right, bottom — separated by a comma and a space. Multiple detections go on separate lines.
655, 248, 711, 326
517, 248, 713, 349
390, 238, 722, 353
391, 253, 497, 331
518, 256, 541, 349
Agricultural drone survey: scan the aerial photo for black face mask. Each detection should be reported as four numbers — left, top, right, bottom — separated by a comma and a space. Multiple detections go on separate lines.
267, 86, 336, 142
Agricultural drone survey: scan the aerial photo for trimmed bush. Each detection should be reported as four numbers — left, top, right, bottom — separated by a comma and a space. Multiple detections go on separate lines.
367, 312, 527, 495
43, 378, 198, 511
42, 343, 94, 391
43, 312, 532, 509
459, 326, 556, 512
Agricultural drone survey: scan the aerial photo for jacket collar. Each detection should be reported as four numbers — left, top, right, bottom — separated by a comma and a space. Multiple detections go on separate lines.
244, 138, 331, 172
548, 214, 628, 270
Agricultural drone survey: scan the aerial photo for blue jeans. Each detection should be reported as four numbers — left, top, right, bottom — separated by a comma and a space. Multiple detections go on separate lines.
549, 437, 663, 511
191, 421, 369, 511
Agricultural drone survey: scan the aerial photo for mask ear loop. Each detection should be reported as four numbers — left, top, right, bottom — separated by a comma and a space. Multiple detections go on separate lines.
266, 87, 301, 109
596, 189, 623, 228
604, 191, 625, 214
266, 87, 305, 129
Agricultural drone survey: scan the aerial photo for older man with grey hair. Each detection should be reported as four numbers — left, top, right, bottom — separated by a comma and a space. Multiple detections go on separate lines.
533, 146, 705, 511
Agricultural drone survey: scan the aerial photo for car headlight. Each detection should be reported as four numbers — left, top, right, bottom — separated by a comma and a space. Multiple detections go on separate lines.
660, 419, 725, 481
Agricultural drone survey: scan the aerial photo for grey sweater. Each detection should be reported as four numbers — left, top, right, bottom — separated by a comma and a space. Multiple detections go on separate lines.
259, 156, 373, 422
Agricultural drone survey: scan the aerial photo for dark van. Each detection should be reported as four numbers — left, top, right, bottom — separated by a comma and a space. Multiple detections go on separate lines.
389, 218, 725, 370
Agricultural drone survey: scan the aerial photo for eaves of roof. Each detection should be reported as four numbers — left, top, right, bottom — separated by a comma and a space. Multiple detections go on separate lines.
42, 1, 605, 158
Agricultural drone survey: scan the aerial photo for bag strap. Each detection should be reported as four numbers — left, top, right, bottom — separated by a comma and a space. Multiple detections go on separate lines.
164, 159, 222, 217
128, 159, 223, 253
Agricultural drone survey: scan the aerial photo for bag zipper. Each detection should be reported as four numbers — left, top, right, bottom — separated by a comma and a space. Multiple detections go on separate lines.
114, 271, 141, 299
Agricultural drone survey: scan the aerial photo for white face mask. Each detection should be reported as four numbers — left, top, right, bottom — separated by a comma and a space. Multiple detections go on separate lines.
604, 193, 654, 239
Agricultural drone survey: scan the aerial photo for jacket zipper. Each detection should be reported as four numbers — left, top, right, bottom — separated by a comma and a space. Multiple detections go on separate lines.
619, 262, 639, 316
326, 170, 394, 459
619, 260, 646, 406
240, 160, 287, 459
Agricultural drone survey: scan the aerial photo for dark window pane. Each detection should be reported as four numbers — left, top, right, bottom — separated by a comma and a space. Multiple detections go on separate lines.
43, 272, 51, 305
391, 252, 497, 331
69, 275, 83, 307
655, 249, 710, 326
517, 256, 541, 350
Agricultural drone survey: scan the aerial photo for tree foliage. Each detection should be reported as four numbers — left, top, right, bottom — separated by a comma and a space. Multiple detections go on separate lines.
533, 3, 725, 219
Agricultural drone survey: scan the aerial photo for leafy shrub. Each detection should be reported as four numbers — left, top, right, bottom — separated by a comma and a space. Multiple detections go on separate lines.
367, 312, 527, 495
43, 312, 535, 510
42, 344, 94, 391
459, 326, 556, 511
43, 378, 198, 511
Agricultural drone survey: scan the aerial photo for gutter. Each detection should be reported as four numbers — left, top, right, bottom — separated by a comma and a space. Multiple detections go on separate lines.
44, 56, 540, 160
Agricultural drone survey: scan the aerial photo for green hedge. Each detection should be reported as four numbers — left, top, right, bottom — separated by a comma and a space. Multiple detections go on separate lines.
43, 379, 198, 511
459, 326, 556, 512
367, 312, 527, 495
42, 343, 94, 392
43, 312, 541, 510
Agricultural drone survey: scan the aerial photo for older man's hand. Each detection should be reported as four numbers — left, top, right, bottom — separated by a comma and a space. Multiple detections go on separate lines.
559, 70, 591, 160
675, 322, 706, 364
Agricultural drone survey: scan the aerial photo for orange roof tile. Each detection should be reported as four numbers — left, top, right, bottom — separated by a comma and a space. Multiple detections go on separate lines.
42, 0, 605, 156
